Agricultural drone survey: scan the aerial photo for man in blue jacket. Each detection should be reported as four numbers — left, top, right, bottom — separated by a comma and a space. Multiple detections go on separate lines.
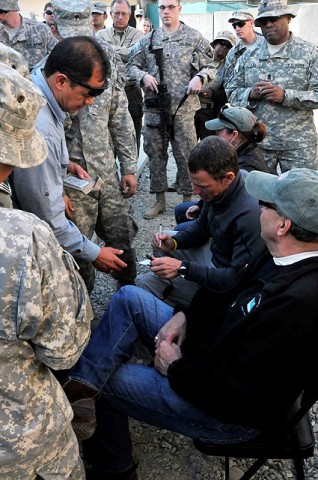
137, 135, 264, 307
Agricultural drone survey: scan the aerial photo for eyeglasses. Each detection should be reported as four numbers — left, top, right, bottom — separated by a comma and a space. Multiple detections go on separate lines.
0, 9, 9, 14
232, 20, 247, 29
66, 74, 108, 97
217, 40, 232, 49
45, 9, 53, 15
256, 16, 280, 26
112, 11, 130, 17
259, 200, 277, 210
218, 106, 238, 130
135, 14, 143, 17
158, 5, 179, 10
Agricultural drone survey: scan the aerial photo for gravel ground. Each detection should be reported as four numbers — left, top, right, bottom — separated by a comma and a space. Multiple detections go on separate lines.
90, 157, 318, 480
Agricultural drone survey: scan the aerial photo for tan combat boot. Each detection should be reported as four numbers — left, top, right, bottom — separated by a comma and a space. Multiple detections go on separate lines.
143, 192, 166, 220
183, 194, 192, 202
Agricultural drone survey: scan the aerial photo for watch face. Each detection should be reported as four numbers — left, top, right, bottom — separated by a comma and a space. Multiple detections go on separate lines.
178, 266, 187, 277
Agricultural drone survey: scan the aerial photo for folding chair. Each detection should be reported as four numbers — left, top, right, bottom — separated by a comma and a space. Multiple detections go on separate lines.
193, 388, 317, 480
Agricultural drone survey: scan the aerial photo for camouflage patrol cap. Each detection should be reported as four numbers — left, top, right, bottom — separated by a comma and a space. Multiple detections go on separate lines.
0, 63, 48, 169
91, 2, 107, 14
0, 0, 19, 11
0, 43, 29, 79
52, 0, 92, 38
255, 0, 295, 27
211, 31, 236, 48
228, 10, 254, 23
246, 168, 318, 234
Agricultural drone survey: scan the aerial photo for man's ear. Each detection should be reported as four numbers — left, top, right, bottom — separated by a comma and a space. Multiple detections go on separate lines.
277, 217, 292, 236
224, 171, 235, 185
55, 73, 67, 90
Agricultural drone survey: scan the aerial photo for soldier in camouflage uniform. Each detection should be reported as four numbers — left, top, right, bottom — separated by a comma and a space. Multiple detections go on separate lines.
227, 0, 318, 174
126, 0, 215, 219
223, 10, 262, 93
0, 0, 58, 69
0, 42, 29, 208
97, 0, 144, 154
53, 0, 138, 292
0, 64, 91, 480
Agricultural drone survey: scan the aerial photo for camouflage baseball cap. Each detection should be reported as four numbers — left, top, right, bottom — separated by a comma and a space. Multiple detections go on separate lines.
255, 0, 295, 27
0, 0, 19, 11
52, 0, 92, 38
91, 2, 107, 14
0, 63, 48, 169
245, 168, 318, 234
0, 43, 29, 79
228, 10, 254, 23
205, 106, 257, 133
211, 31, 236, 48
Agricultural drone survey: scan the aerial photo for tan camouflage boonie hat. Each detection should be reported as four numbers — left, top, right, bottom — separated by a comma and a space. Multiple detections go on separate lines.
52, 0, 92, 38
211, 31, 236, 48
0, 0, 19, 11
0, 43, 29, 79
255, 0, 296, 27
0, 63, 48, 168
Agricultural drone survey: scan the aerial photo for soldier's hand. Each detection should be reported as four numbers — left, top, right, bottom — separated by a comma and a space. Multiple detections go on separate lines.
121, 173, 137, 197
142, 74, 159, 93
93, 247, 127, 273
261, 83, 285, 103
187, 76, 202, 95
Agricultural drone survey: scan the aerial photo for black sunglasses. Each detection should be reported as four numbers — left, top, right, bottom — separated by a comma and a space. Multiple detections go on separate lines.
218, 106, 238, 130
257, 16, 280, 27
0, 9, 9, 14
45, 9, 53, 15
66, 74, 108, 97
259, 200, 277, 210
217, 40, 232, 49
232, 20, 247, 29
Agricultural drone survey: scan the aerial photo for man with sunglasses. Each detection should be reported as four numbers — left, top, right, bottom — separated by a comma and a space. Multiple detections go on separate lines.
195, 30, 236, 140
43, 2, 54, 27
223, 10, 261, 91
0, 0, 57, 69
12, 36, 128, 281
227, 0, 318, 174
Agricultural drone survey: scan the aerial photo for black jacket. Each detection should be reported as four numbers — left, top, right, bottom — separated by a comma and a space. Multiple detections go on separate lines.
169, 249, 318, 429
174, 171, 264, 291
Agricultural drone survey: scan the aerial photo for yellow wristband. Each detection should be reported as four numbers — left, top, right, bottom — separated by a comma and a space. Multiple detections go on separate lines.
171, 238, 178, 252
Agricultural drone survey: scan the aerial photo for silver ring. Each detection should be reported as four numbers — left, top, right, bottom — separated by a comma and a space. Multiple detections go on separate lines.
259, 87, 262, 93
154, 335, 159, 343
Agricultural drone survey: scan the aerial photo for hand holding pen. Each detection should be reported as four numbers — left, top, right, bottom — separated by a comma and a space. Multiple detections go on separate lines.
152, 227, 175, 253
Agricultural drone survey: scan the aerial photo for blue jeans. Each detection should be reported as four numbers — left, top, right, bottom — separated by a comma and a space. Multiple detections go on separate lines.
76, 287, 258, 472
174, 200, 197, 227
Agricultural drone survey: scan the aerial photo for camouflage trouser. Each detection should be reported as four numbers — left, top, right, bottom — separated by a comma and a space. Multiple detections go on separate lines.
1, 424, 84, 480
261, 144, 318, 174
143, 112, 197, 194
65, 177, 138, 293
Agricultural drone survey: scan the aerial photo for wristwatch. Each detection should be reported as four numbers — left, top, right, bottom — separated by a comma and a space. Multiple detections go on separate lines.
177, 260, 189, 279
